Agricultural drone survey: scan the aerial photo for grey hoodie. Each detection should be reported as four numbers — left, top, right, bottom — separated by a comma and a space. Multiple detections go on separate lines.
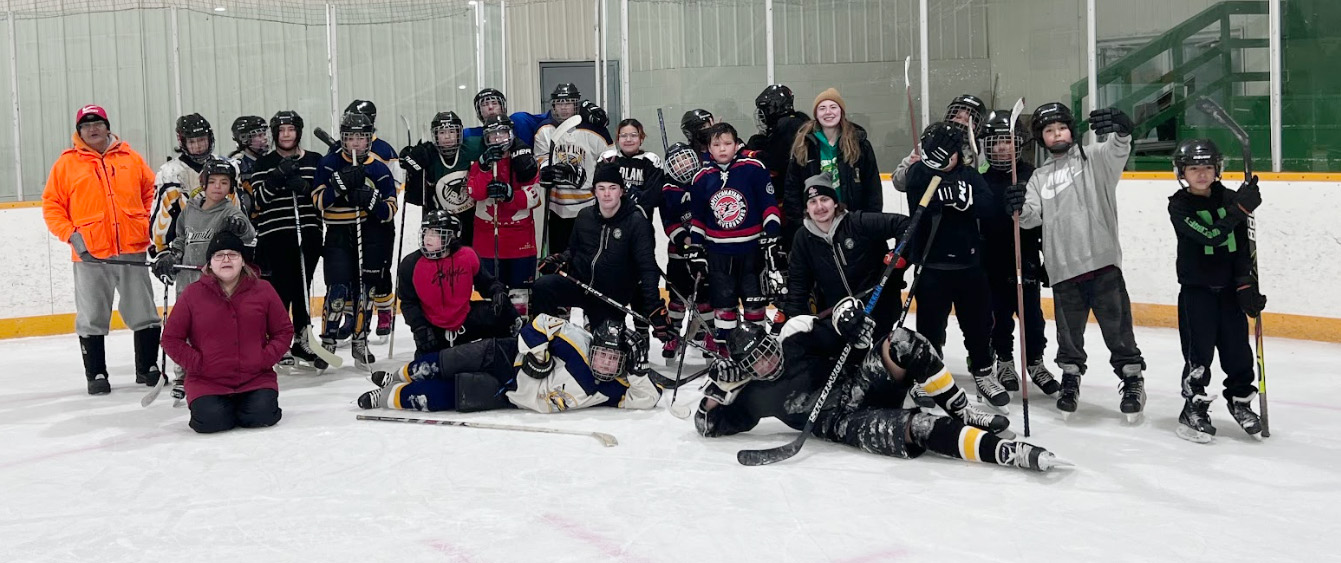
1018, 133, 1130, 284
169, 194, 257, 288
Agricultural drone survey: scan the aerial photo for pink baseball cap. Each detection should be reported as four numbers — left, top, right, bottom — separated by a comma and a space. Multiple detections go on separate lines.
75, 104, 109, 127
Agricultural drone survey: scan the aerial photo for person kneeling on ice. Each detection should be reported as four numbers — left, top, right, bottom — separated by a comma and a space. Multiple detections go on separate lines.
356, 314, 660, 414
695, 299, 1068, 472
397, 209, 519, 356
1167, 139, 1266, 442
161, 231, 292, 434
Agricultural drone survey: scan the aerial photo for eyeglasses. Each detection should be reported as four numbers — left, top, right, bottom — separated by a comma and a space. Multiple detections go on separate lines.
211, 251, 242, 261
617, 133, 641, 140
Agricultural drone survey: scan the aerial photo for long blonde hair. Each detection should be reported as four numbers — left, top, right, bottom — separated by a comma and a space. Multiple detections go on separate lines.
791, 113, 863, 166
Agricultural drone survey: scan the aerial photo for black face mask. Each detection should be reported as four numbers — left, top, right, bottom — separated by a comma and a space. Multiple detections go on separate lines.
1047, 140, 1073, 155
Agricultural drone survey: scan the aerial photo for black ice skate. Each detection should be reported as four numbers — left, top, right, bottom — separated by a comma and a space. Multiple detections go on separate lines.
946, 392, 1010, 434
909, 385, 936, 409
1176, 395, 1217, 444
357, 387, 386, 410
973, 366, 1010, 413
289, 332, 329, 371
1057, 369, 1081, 420
1119, 369, 1146, 424
997, 441, 1072, 472
86, 373, 110, 395
994, 358, 1020, 392
1226, 394, 1264, 439
371, 370, 406, 388
1028, 360, 1060, 396
352, 338, 376, 369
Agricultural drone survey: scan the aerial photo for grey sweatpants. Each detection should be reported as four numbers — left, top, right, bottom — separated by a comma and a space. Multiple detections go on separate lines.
72, 252, 161, 337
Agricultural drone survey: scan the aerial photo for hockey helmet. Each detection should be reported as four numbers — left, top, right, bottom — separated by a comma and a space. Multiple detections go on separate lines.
727, 323, 784, 382
944, 94, 987, 134
269, 110, 304, 148
339, 112, 375, 160
664, 142, 702, 185
482, 114, 515, 149
175, 113, 215, 163
420, 209, 462, 259
1173, 138, 1224, 188
344, 99, 378, 125
590, 320, 632, 382
981, 109, 1024, 170
473, 88, 507, 121
230, 115, 269, 154
1031, 102, 1076, 154
197, 157, 238, 194
431, 111, 464, 156
681, 108, 715, 148
754, 84, 795, 132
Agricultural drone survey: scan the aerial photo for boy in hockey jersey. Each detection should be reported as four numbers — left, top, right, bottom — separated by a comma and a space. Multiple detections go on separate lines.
687, 122, 782, 354
333, 100, 401, 340
397, 210, 518, 356
227, 115, 269, 217
1005, 103, 1146, 421
1167, 139, 1266, 442
313, 112, 399, 367
399, 111, 482, 244
355, 315, 661, 414
468, 115, 542, 316
152, 113, 230, 256
695, 306, 1067, 472
534, 83, 612, 255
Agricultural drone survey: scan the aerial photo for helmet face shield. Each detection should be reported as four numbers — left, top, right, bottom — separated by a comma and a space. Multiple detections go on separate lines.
983, 131, 1023, 170
665, 145, 701, 184
590, 344, 626, 382
434, 124, 463, 155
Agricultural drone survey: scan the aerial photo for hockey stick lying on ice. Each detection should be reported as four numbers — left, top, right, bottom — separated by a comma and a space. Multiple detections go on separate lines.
737, 176, 942, 467
357, 414, 618, 447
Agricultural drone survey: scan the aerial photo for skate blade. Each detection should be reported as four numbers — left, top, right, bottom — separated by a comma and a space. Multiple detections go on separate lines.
1039, 455, 1076, 471
172, 398, 185, 408
1123, 412, 1145, 425
976, 394, 1011, 415
1175, 425, 1215, 444
1059, 410, 1075, 422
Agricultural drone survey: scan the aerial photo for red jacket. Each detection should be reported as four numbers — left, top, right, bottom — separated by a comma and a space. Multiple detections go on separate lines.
162, 273, 294, 404
468, 155, 541, 259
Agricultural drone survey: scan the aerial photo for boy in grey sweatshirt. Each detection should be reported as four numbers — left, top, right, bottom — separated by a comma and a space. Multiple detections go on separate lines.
1005, 103, 1146, 422
153, 158, 256, 290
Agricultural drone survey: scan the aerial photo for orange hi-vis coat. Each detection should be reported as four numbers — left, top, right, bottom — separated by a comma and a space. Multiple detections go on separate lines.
42, 132, 157, 261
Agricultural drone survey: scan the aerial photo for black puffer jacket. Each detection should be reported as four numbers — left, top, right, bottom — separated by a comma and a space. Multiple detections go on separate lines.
560, 197, 661, 315
783, 125, 883, 245
746, 111, 809, 183
784, 210, 910, 323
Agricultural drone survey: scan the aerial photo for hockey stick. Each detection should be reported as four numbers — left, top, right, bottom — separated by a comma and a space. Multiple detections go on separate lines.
1193, 96, 1268, 437
357, 414, 618, 447
491, 162, 501, 278
648, 365, 710, 390
553, 269, 720, 358
139, 283, 172, 407
351, 145, 374, 372
387, 115, 416, 358
904, 55, 922, 157
293, 196, 343, 369
666, 273, 703, 419
535, 115, 583, 277
1008, 97, 1030, 437
656, 108, 670, 153
313, 127, 337, 149
737, 176, 942, 467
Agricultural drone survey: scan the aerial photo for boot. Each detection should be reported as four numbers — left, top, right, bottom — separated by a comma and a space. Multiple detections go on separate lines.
1056, 365, 1082, 416
1027, 359, 1060, 396
133, 327, 161, 387
1176, 395, 1217, 443
1226, 393, 1264, 438
80, 336, 110, 395
352, 338, 376, 368
994, 358, 1020, 392
1119, 365, 1146, 422
972, 366, 1010, 410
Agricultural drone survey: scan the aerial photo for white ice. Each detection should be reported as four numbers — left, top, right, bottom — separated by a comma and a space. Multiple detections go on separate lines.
2, 315, 1338, 563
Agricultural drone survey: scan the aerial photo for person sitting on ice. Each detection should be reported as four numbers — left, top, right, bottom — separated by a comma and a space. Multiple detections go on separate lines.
161, 231, 293, 434
356, 314, 661, 414
695, 300, 1069, 472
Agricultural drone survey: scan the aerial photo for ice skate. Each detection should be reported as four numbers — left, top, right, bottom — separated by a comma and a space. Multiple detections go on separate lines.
1226, 394, 1264, 439
289, 332, 329, 372
1028, 360, 1060, 396
946, 391, 1010, 434
375, 309, 393, 344
352, 338, 376, 369
1176, 395, 1216, 444
661, 335, 679, 359
371, 370, 406, 387
1056, 369, 1081, 421
909, 384, 936, 409
357, 387, 386, 410
973, 367, 1010, 414
1119, 368, 1146, 424
997, 441, 1072, 472
994, 358, 1020, 392
86, 373, 110, 395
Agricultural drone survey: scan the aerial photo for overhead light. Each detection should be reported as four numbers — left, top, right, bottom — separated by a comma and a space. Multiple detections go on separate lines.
468, 1, 477, 5
458, 85, 467, 90
214, 6, 226, 12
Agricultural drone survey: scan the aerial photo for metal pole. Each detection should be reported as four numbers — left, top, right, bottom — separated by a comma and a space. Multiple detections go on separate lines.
1268, 0, 1282, 172
170, 6, 182, 120
593, 0, 601, 107
326, 2, 339, 129
475, 1, 485, 90
501, 0, 508, 95
1087, 0, 1098, 120
765, 0, 775, 84
918, 0, 929, 128
7, 8, 22, 201
620, 0, 629, 118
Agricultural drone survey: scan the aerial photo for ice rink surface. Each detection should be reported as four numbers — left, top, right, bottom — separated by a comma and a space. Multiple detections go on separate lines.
2, 315, 1339, 563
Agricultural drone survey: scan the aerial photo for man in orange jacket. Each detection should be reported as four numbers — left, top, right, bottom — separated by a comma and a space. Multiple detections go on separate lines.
42, 105, 162, 395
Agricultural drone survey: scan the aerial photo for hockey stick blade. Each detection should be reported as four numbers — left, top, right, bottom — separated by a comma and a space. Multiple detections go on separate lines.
139, 374, 166, 407
1192, 97, 1252, 176
357, 414, 618, 447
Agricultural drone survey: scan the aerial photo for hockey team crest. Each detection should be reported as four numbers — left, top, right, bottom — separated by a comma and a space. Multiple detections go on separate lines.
845, 238, 855, 250
613, 228, 622, 240
709, 189, 748, 229
435, 171, 472, 214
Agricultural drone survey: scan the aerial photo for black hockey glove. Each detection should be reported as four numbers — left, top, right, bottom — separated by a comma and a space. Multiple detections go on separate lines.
538, 253, 567, 276
936, 179, 973, 211
68, 232, 96, 262
152, 251, 180, 284
648, 304, 672, 342
480, 144, 507, 169
412, 325, 442, 353
1004, 183, 1027, 214
683, 245, 708, 279
350, 185, 378, 211
486, 180, 514, 202
520, 350, 554, 379
547, 161, 586, 188
1235, 175, 1262, 215
1089, 107, 1134, 137
399, 142, 434, 173
758, 234, 784, 265
831, 296, 875, 350
1236, 279, 1267, 317
224, 214, 250, 236
286, 172, 310, 196
332, 165, 365, 197
707, 358, 751, 384
886, 327, 946, 380
491, 290, 512, 318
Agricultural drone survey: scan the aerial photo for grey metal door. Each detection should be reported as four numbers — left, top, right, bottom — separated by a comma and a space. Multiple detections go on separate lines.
538, 61, 621, 127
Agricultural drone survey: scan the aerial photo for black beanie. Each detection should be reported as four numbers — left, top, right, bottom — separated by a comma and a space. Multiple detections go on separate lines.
206, 231, 247, 262
591, 162, 625, 189
803, 172, 839, 203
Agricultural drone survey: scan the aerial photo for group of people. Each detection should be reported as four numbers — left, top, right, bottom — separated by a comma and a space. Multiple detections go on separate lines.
40, 80, 1267, 453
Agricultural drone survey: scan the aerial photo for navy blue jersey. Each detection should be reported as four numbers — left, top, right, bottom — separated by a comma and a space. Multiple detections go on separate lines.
312, 151, 398, 225
687, 153, 781, 255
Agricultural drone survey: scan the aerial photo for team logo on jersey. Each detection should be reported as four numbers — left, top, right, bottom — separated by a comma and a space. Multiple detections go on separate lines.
612, 228, 622, 240
435, 171, 472, 214
545, 389, 577, 412
844, 238, 855, 250
765, 182, 775, 195
709, 189, 748, 229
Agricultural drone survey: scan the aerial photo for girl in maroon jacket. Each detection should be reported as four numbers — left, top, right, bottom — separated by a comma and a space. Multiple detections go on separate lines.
162, 231, 294, 434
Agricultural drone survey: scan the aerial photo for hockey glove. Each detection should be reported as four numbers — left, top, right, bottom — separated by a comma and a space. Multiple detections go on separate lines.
936, 179, 973, 211
480, 144, 507, 169
274, 156, 298, 180
758, 234, 785, 265
152, 251, 180, 284
1236, 279, 1267, 317
683, 245, 709, 279
707, 358, 752, 384
580, 100, 609, 130
224, 214, 250, 237
1004, 183, 1027, 214
350, 185, 378, 211
286, 173, 310, 196
1235, 175, 1262, 215
486, 180, 514, 202
537, 253, 567, 276
831, 296, 875, 349
398, 142, 429, 173
1089, 107, 1134, 137
491, 290, 512, 318
412, 325, 442, 353
68, 232, 96, 262
333, 165, 365, 197
520, 350, 554, 380
648, 304, 672, 342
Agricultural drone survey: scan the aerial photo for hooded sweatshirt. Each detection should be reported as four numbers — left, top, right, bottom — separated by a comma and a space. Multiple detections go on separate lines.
170, 195, 257, 287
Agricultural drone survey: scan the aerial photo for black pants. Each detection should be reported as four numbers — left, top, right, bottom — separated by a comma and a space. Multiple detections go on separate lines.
987, 271, 1047, 363
913, 266, 994, 371
530, 273, 628, 329
414, 301, 519, 356
545, 212, 577, 256
189, 388, 281, 434
1178, 285, 1255, 400
1051, 266, 1144, 377
256, 231, 322, 331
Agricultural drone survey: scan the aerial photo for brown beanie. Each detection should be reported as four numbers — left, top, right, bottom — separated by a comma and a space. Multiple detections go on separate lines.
812, 88, 847, 116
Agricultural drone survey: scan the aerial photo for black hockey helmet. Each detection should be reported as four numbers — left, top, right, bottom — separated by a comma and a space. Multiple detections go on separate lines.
473, 88, 507, 122
944, 94, 987, 134
920, 122, 965, 171
754, 84, 795, 131
482, 114, 515, 148
344, 99, 378, 125
339, 112, 375, 160
579, 99, 609, 129
230, 115, 269, 153
590, 320, 632, 382
550, 82, 581, 101
1031, 102, 1076, 153
431, 111, 464, 157
420, 209, 462, 259
1173, 138, 1224, 187
197, 157, 238, 193
981, 109, 1024, 170
269, 110, 304, 147
681, 109, 715, 147
664, 142, 702, 185
175, 113, 215, 163
727, 323, 784, 382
